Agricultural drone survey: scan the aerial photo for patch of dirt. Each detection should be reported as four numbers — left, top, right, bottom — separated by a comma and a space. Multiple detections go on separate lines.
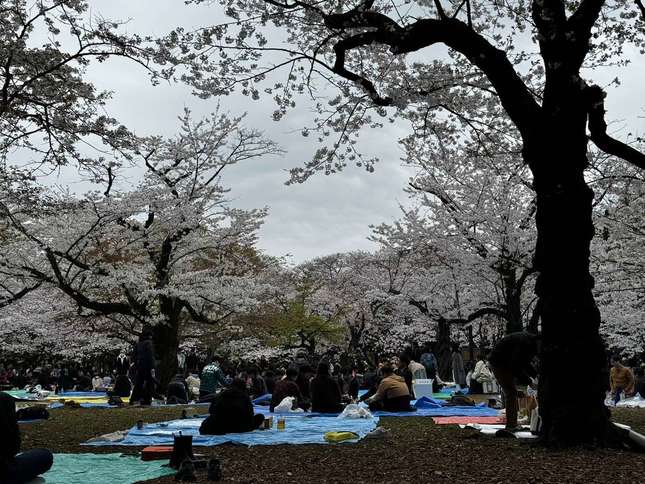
20, 407, 645, 483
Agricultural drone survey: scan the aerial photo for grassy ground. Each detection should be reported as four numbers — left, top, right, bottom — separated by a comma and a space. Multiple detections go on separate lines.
20, 406, 645, 483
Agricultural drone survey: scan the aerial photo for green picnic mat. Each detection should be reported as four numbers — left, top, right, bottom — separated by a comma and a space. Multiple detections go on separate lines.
39, 453, 174, 484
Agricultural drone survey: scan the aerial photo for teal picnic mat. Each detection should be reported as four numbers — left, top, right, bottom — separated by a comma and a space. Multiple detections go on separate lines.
40, 453, 174, 483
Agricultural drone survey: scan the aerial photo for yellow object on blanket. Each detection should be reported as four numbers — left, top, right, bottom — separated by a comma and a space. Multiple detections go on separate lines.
324, 431, 359, 443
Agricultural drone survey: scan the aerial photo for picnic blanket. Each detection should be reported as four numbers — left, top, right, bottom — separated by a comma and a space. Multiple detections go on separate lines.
84, 414, 379, 447
6, 390, 46, 401
460, 423, 538, 439
38, 453, 174, 483
432, 416, 505, 425
372, 396, 499, 418
616, 394, 645, 408
251, 396, 499, 419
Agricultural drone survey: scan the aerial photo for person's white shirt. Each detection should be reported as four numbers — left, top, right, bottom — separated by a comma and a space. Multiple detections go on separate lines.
91, 376, 103, 391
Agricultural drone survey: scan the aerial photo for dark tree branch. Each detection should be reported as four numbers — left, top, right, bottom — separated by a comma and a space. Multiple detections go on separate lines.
0, 281, 42, 309
320, 8, 540, 137
586, 85, 645, 170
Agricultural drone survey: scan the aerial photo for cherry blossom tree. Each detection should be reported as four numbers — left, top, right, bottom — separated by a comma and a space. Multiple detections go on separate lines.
0, 110, 280, 387
164, 0, 645, 445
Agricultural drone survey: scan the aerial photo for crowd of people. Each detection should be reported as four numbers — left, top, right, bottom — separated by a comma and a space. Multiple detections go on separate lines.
2, 332, 645, 482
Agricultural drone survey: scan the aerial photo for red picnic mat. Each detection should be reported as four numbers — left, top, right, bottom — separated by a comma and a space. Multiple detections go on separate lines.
432, 416, 505, 425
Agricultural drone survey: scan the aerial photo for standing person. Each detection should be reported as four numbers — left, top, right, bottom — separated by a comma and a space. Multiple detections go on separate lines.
130, 331, 156, 406
396, 356, 414, 397
451, 344, 467, 389
488, 332, 539, 432
199, 356, 227, 401
610, 356, 635, 404
115, 352, 129, 376
0, 392, 53, 483
470, 351, 494, 394
420, 344, 438, 380
634, 367, 645, 398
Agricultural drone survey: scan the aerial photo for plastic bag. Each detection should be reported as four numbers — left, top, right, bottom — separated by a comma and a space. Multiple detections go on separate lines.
337, 404, 372, 419
273, 396, 304, 413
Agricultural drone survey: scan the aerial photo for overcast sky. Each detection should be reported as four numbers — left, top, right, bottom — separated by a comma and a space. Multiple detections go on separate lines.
74, 1, 644, 262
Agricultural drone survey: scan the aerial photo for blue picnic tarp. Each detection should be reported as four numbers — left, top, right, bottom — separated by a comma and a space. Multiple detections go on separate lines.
84, 414, 379, 447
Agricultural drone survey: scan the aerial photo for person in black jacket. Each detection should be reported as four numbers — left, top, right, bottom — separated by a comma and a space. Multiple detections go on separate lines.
166, 374, 189, 404
310, 362, 343, 413
130, 331, 156, 405
489, 332, 539, 431
0, 392, 53, 483
199, 379, 264, 435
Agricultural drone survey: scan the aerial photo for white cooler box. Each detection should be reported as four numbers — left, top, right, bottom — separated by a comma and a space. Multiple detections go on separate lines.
412, 379, 434, 399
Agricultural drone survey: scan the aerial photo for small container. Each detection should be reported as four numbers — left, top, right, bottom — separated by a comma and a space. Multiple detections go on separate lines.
277, 417, 286, 431
137, 420, 144, 430
262, 418, 270, 430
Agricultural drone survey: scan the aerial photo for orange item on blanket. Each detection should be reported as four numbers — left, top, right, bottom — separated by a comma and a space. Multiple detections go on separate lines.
432, 416, 505, 425
141, 446, 174, 461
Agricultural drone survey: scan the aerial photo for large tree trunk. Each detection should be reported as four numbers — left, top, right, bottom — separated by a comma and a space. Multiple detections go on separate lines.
528, 115, 612, 445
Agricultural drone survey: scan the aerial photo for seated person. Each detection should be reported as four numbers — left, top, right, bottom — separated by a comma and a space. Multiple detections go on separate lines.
310, 362, 343, 413
111, 374, 132, 398
270, 367, 303, 412
0, 392, 53, 484
295, 364, 314, 406
635, 367, 645, 397
91, 374, 103, 391
166, 374, 189, 404
610, 356, 635, 404
247, 367, 267, 399
263, 370, 276, 396
199, 379, 264, 435
185, 372, 201, 401
366, 365, 413, 412
199, 357, 227, 401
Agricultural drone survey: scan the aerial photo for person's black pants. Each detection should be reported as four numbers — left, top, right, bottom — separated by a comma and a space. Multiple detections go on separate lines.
131, 371, 154, 405
368, 395, 414, 412
3, 449, 53, 484
199, 414, 265, 435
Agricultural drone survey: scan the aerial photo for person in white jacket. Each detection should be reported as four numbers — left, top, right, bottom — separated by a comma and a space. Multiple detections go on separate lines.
470, 353, 494, 393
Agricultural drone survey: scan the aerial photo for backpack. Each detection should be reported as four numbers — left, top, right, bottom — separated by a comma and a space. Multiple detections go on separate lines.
16, 406, 50, 421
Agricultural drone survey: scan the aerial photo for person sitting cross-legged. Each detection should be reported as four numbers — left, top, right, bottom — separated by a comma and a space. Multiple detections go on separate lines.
310, 362, 344, 413
366, 365, 414, 412
199, 379, 264, 435
0, 392, 53, 484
